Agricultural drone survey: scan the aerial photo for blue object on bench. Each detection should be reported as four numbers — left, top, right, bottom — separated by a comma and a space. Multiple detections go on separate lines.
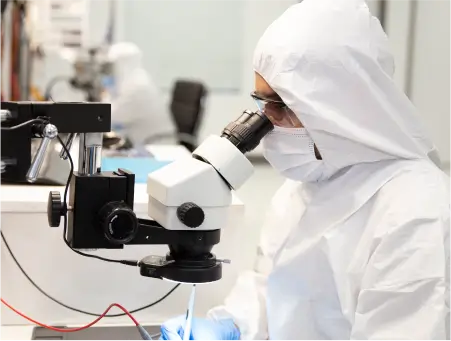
101, 157, 171, 183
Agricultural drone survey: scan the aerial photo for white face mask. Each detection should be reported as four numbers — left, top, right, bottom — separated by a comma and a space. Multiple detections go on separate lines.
262, 126, 327, 182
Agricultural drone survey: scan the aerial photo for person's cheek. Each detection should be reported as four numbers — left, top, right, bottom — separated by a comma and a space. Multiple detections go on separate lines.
264, 106, 285, 124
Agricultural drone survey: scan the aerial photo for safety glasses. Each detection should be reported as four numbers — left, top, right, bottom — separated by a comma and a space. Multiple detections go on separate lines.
250, 91, 287, 109
250, 91, 302, 128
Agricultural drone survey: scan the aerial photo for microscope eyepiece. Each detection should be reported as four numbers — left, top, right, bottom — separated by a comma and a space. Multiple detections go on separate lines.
221, 110, 274, 153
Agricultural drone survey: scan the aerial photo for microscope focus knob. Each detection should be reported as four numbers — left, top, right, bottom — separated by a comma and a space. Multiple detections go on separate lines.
99, 201, 138, 245
177, 202, 205, 228
48, 191, 63, 227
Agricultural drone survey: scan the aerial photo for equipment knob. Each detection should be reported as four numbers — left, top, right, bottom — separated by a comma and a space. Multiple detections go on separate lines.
48, 191, 63, 227
99, 201, 138, 245
177, 202, 205, 228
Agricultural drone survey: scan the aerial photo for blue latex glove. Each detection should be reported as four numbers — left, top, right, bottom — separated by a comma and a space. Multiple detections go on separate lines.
160, 315, 240, 340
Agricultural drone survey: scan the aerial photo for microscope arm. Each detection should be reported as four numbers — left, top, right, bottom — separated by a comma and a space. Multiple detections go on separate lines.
131, 218, 220, 246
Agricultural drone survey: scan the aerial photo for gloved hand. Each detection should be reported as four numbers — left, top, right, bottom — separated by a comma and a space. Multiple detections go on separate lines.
160, 315, 240, 340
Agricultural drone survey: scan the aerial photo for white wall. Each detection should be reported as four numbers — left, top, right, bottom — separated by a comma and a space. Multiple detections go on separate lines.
121, 0, 244, 91
383, 0, 450, 171
384, 1, 413, 90
366, 0, 382, 17
409, 0, 450, 170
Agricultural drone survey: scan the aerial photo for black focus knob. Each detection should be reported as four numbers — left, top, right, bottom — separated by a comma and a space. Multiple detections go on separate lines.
177, 202, 205, 228
98, 201, 138, 245
48, 191, 63, 227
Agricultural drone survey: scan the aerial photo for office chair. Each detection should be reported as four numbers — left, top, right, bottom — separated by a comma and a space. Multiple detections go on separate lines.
170, 80, 207, 151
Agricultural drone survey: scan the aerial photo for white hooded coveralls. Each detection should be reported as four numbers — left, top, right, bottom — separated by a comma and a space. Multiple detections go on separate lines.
107, 42, 176, 146
209, 0, 450, 339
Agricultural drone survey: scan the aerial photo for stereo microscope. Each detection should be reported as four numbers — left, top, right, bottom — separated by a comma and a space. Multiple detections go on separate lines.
1, 101, 273, 284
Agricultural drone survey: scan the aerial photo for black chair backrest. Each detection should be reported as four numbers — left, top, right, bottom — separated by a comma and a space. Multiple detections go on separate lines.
170, 80, 207, 140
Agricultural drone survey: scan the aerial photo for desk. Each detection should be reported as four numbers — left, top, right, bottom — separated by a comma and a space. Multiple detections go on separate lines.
1, 145, 245, 337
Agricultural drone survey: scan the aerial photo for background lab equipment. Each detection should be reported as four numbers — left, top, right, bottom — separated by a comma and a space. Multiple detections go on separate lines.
45, 46, 113, 103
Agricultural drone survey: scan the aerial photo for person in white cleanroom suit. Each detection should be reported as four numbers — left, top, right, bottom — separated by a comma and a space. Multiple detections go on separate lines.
106, 42, 176, 147
161, 0, 450, 339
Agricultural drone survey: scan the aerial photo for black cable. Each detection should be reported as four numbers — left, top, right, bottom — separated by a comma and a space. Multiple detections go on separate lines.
56, 135, 138, 266
1, 231, 180, 317
1, 118, 46, 130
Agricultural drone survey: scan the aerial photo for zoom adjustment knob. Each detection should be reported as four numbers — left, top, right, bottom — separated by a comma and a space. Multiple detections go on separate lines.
47, 191, 63, 227
177, 202, 205, 228
99, 201, 138, 244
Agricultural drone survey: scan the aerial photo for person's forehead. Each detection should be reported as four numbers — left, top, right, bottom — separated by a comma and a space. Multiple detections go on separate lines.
254, 72, 281, 100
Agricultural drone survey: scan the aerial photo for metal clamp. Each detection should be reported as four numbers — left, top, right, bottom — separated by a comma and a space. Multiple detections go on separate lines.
26, 124, 58, 183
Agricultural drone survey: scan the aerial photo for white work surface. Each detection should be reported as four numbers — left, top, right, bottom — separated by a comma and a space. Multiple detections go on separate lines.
0, 145, 247, 338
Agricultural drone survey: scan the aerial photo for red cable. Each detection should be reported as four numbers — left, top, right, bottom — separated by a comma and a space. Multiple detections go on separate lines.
1, 298, 140, 332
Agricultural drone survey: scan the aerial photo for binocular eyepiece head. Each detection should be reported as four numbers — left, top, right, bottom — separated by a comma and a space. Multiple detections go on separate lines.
221, 110, 274, 154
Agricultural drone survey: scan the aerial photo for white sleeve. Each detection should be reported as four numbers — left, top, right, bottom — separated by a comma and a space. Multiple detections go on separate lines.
351, 209, 450, 339
208, 180, 299, 340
